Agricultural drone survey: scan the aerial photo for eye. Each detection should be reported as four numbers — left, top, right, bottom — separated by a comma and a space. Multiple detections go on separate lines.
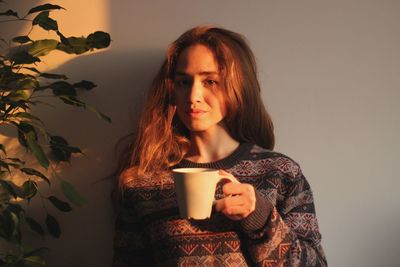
173, 78, 191, 88
204, 79, 218, 87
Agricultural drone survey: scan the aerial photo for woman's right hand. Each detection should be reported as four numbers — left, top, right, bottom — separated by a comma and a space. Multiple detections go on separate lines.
214, 170, 257, 221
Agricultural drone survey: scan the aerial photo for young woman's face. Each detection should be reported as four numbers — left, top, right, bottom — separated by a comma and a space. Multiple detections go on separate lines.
173, 44, 226, 134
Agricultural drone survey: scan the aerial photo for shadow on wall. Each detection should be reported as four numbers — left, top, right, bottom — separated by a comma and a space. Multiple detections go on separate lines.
2, 1, 168, 266
19, 48, 165, 267
33, 49, 165, 155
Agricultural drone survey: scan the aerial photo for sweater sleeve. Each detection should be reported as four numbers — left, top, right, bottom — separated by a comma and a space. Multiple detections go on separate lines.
239, 161, 327, 266
112, 193, 153, 266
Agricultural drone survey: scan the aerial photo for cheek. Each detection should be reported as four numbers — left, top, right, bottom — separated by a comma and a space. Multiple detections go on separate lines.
220, 100, 227, 116
174, 99, 187, 122
175, 108, 191, 129
174, 96, 186, 112
216, 94, 227, 117
172, 89, 186, 107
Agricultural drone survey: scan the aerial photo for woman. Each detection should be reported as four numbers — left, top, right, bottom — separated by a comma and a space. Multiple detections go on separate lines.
113, 26, 327, 266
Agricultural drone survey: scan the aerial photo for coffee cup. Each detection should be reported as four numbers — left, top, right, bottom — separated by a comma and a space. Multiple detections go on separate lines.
172, 168, 238, 219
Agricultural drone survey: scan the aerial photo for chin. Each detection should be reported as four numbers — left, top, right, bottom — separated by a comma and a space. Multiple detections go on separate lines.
187, 125, 209, 132
187, 123, 227, 134
180, 117, 226, 133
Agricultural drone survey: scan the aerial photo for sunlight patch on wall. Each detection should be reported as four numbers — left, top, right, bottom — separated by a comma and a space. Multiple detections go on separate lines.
18, 0, 110, 72
0, 0, 109, 187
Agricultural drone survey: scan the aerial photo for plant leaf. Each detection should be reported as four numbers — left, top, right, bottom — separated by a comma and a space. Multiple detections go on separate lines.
56, 37, 89, 54
32, 11, 58, 31
0, 100, 5, 111
7, 158, 25, 164
28, 3, 64, 14
6, 157, 25, 169
7, 203, 23, 216
25, 217, 45, 238
21, 168, 50, 185
45, 213, 61, 238
2, 209, 21, 243
2, 180, 25, 199
24, 247, 49, 257
12, 112, 43, 124
17, 122, 37, 148
60, 180, 86, 206
23, 255, 46, 267
0, 180, 17, 199
86, 104, 112, 123
5, 162, 22, 168
73, 80, 96, 90
0, 144, 6, 155
25, 131, 49, 169
48, 196, 72, 212
0, 9, 19, 17
22, 180, 37, 199
12, 35, 32, 44
11, 51, 41, 65
16, 77, 39, 90
0, 160, 11, 172
87, 31, 111, 49
3, 89, 30, 102
29, 39, 59, 57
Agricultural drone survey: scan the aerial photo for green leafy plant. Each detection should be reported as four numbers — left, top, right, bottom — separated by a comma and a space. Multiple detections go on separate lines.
0, 2, 111, 266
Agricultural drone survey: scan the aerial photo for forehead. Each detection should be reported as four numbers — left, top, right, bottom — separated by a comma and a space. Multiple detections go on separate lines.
175, 44, 219, 74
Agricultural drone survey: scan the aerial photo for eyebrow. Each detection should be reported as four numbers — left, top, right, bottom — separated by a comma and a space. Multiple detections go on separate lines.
174, 71, 219, 76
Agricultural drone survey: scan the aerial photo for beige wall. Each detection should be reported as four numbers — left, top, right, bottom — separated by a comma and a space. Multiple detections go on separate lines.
2, 1, 400, 266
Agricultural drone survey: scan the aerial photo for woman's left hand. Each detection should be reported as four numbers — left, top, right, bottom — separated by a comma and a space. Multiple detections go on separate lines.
214, 170, 256, 220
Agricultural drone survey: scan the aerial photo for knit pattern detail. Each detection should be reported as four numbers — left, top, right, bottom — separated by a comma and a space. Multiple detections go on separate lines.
112, 143, 327, 266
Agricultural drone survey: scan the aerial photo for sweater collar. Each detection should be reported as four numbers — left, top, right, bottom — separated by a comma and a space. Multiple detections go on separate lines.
175, 143, 253, 170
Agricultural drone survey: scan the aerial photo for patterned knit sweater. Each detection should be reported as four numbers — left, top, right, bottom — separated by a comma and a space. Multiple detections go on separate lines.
112, 143, 327, 266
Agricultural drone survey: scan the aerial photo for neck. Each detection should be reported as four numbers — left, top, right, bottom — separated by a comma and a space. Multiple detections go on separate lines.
185, 125, 239, 163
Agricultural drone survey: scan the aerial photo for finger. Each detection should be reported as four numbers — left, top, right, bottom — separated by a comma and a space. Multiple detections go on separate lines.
225, 194, 250, 206
214, 195, 254, 214
214, 197, 244, 212
222, 182, 255, 197
220, 203, 254, 220
224, 205, 252, 217
226, 195, 256, 214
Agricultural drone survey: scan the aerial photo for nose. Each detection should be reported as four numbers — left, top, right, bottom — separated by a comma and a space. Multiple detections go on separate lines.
188, 79, 203, 103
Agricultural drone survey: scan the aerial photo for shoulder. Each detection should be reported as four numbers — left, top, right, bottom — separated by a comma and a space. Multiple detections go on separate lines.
230, 144, 303, 180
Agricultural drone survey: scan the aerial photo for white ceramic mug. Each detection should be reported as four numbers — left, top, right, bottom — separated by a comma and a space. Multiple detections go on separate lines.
172, 168, 238, 220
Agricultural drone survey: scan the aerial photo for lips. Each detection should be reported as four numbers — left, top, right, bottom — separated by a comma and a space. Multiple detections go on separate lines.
187, 108, 207, 117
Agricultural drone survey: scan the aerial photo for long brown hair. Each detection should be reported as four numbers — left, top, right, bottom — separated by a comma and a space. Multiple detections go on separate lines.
118, 26, 274, 189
